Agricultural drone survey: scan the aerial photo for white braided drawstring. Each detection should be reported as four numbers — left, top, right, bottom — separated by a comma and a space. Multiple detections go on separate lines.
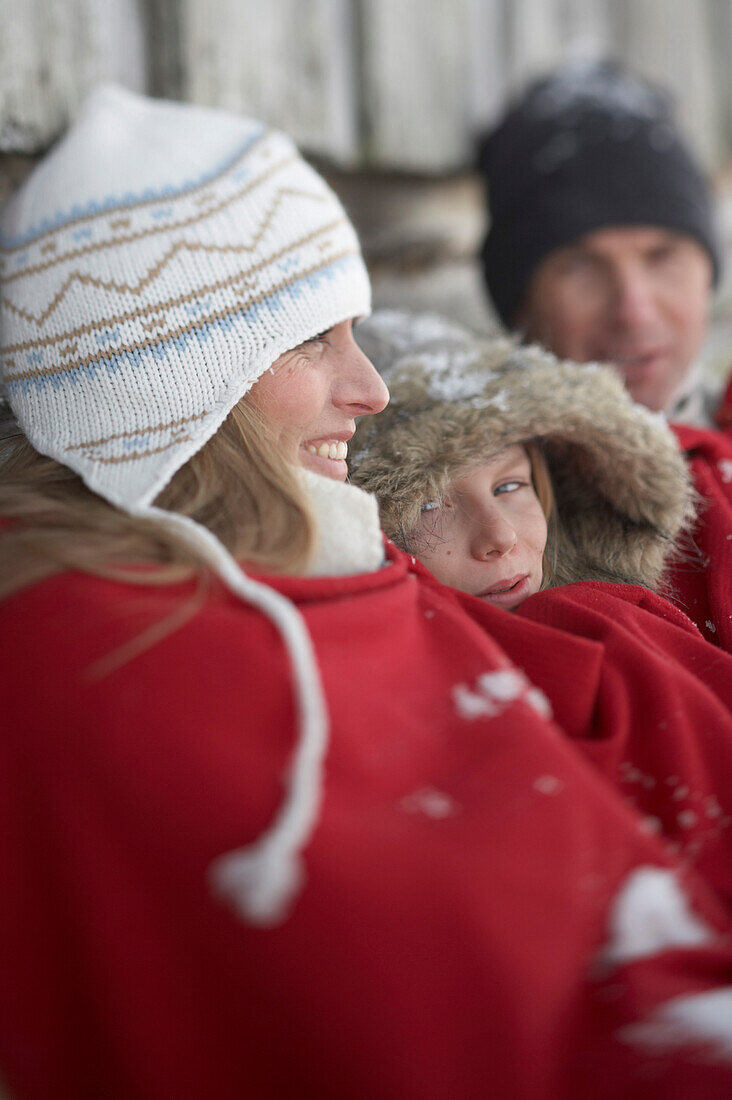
134, 505, 329, 926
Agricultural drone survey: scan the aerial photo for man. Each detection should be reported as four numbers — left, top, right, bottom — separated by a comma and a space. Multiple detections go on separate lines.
479, 59, 732, 650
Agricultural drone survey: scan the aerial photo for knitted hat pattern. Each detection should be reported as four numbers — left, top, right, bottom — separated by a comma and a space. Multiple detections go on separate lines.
480, 59, 721, 326
351, 310, 696, 592
0, 84, 370, 509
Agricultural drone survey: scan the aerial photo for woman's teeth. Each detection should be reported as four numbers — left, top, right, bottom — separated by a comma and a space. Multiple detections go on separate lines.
307, 441, 348, 461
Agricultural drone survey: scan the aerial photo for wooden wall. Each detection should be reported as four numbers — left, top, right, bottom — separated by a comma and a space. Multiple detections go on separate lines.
2, 0, 732, 171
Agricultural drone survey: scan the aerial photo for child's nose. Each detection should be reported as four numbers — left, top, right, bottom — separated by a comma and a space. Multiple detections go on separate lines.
470, 511, 518, 559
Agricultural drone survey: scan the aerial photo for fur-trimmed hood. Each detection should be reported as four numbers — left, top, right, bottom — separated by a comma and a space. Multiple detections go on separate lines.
351, 311, 696, 591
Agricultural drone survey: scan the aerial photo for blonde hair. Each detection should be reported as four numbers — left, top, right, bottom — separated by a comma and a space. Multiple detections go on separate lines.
0, 398, 316, 601
523, 441, 558, 588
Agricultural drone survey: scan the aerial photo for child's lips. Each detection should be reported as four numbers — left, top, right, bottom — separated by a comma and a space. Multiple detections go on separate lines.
479, 574, 526, 596
476, 575, 532, 610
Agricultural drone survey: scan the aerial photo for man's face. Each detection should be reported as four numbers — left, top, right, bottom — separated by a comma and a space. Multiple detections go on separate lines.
517, 227, 713, 412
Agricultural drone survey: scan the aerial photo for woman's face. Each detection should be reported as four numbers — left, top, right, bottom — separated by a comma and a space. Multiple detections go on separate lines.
249, 320, 389, 481
414, 445, 547, 610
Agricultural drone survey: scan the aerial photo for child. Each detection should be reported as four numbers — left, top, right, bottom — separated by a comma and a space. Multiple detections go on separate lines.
352, 313, 732, 913
351, 313, 696, 601
405, 441, 550, 609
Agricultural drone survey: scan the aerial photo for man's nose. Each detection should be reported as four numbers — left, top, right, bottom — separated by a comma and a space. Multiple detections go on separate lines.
610, 268, 659, 331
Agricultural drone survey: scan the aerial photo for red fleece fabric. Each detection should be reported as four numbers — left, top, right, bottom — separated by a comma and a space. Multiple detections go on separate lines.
668, 423, 732, 651
3, 548, 732, 1099
714, 371, 732, 434
512, 581, 732, 906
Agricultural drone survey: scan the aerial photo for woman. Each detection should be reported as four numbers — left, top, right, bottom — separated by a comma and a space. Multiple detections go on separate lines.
3, 89, 732, 1099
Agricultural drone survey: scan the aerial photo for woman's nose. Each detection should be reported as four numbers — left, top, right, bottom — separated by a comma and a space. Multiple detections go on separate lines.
470, 511, 518, 559
335, 341, 390, 415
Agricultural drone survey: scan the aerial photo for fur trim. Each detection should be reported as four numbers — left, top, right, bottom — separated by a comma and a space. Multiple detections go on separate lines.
351, 317, 696, 592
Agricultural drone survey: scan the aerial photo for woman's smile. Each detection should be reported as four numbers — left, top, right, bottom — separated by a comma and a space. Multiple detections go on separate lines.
301, 437, 352, 479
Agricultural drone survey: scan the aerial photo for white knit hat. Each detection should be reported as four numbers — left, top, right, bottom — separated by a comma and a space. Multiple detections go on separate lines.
0, 86, 374, 927
0, 83, 370, 508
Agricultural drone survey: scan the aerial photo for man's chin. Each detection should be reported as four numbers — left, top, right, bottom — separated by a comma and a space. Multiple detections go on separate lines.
615, 360, 676, 413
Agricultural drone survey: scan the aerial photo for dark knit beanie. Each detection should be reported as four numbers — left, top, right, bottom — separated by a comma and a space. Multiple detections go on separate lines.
480, 59, 722, 326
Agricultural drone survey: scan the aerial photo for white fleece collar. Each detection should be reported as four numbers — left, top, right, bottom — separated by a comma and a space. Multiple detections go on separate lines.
299, 467, 385, 577
668, 362, 721, 429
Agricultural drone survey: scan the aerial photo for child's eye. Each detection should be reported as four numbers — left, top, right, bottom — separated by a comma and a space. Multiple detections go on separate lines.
494, 480, 525, 496
421, 498, 453, 515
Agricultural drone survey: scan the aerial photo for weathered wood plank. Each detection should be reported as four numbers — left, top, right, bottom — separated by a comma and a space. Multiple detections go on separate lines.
180, 0, 358, 164
359, 0, 505, 171
464, 0, 508, 132
556, 0, 612, 54
0, 0, 146, 153
499, 0, 616, 112
143, 0, 185, 100
702, 0, 732, 164
612, 0, 720, 166
502, 0, 563, 94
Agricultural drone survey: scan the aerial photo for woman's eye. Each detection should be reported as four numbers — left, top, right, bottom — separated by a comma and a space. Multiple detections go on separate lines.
304, 329, 331, 347
494, 480, 524, 496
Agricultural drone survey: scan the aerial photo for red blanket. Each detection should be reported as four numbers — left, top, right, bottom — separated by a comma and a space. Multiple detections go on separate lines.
668, 423, 732, 651
3, 554, 732, 1098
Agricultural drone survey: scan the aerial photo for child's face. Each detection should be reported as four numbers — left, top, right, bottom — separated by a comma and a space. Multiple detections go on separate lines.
414, 445, 547, 610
